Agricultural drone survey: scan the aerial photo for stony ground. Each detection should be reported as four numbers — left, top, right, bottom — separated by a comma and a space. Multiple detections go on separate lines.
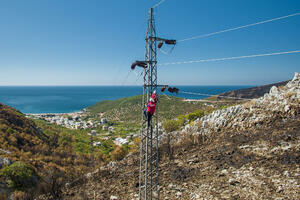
63, 73, 300, 200
64, 115, 300, 200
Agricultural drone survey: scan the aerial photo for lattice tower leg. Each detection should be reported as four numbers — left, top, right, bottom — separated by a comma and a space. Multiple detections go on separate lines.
139, 7, 160, 200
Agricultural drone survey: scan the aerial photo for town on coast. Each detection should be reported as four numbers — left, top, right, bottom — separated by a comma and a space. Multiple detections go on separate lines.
26, 109, 99, 130
25, 109, 139, 147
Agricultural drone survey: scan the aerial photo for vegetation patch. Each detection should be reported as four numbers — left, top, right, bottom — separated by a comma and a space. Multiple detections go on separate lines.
163, 109, 205, 133
0, 161, 38, 191
88, 95, 220, 123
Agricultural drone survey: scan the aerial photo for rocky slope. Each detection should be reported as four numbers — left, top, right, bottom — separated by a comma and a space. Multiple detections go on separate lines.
63, 72, 300, 199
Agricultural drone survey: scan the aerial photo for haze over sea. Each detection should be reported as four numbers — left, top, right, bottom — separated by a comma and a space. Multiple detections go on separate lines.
0, 86, 252, 114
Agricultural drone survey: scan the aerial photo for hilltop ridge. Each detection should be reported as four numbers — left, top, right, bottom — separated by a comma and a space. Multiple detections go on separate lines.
217, 80, 289, 99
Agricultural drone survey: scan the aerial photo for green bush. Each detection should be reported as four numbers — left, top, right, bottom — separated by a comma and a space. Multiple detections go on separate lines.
163, 109, 205, 133
0, 161, 38, 191
186, 109, 205, 121
163, 120, 181, 133
58, 132, 72, 146
176, 114, 187, 126
100, 140, 114, 155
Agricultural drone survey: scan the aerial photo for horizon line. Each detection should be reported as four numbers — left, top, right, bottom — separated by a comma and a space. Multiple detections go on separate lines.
0, 84, 257, 87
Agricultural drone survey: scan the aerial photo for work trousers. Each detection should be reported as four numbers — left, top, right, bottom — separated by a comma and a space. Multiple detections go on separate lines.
144, 110, 153, 127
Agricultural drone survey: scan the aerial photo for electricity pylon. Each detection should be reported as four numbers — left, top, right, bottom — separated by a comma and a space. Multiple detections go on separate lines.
139, 7, 160, 200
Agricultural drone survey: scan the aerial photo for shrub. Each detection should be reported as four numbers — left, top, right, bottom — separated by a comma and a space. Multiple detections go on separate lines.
58, 132, 72, 146
163, 120, 181, 133
186, 109, 204, 121
38, 165, 66, 199
204, 106, 214, 114
176, 114, 187, 126
163, 109, 205, 133
0, 161, 38, 191
129, 137, 140, 154
111, 146, 126, 161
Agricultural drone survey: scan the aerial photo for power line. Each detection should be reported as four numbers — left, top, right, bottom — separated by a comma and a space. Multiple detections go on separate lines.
183, 98, 242, 103
121, 70, 132, 85
152, 0, 167, 9
159, 50, 300, 66
181, 91, 252, 100
178, 12, 300, 42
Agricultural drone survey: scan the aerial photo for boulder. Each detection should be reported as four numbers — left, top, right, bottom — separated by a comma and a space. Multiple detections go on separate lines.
110, 195, 118, 200
0, 157, 12, 169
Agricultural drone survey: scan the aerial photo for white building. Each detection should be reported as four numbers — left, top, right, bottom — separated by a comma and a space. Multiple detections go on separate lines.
114, 137, 128, 146
101, 118, 107, 124
108, 126, 115, 132
93, 141, 102, 146
91, 130, 97, 136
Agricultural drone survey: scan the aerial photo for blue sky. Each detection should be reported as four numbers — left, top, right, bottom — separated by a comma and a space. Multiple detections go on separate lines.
0, 0, 299, 86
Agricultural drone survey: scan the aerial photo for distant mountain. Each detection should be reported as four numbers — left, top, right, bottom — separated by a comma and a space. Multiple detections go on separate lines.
217, 80, 289, 99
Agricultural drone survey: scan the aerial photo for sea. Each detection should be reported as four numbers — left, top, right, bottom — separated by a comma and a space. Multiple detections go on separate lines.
0, 86, 252, 114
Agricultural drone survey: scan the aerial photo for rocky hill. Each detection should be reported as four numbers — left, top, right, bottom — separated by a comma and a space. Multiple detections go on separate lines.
64, 73, 300, 199
217, 80, 289, 99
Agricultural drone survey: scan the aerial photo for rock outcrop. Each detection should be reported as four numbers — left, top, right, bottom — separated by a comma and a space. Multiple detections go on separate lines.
184, 72, 300, 139
0, 157, 12, 169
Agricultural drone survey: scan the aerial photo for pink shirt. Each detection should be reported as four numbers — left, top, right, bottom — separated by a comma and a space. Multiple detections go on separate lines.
147, 101, 156, 115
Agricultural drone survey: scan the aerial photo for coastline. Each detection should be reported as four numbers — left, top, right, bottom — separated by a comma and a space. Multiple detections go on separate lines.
26, 111, 83, 116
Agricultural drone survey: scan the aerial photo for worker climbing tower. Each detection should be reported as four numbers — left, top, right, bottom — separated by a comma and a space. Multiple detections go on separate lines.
139, 8, 159, 200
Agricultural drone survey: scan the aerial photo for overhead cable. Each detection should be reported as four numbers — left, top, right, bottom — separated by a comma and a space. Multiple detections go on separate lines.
159, 50, 300, 66
152, 0, 167, 9
178, 12, 300, 42
181, 91, 252, 100
121, 70, 132, 86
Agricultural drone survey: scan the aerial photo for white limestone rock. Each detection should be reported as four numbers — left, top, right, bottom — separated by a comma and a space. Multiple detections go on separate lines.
0, 157, 12, 169
110, 195, 118, 200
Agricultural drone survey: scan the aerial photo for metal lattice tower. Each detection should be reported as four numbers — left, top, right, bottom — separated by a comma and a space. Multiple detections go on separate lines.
139, 8, 160, 200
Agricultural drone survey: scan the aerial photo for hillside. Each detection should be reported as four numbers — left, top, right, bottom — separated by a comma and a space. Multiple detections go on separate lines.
0, 104, 101, 199
1, 73, 299, 199
88, 95, 231, 123
217, 80, 289, 99
64, 72, 300, 199
0, 103, 49, 153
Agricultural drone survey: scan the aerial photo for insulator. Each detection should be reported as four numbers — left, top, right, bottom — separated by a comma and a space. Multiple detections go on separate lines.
158, 42, 164, 49
168, 87, 179, 94
131, 61, 147, 70
165, 40, 176, 45
160, 85, 166, 92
